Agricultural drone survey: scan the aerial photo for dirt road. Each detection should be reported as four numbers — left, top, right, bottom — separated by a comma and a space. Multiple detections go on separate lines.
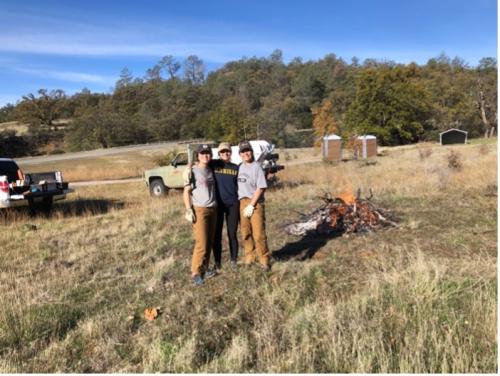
69, 157, 322, 187
17, 141, 178, 166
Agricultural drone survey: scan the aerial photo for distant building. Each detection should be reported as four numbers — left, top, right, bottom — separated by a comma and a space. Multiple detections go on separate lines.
322, 134, 342, 161
355, 135, 377, 159
439, 128, 468, 145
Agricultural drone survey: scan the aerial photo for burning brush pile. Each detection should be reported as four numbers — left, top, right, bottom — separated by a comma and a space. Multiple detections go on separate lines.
285, 190, 398, 236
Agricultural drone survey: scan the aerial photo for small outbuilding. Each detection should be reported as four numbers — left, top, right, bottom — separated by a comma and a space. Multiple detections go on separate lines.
439, 128, 468, 145
355, 135, 377, 159
322, 134, 342, 161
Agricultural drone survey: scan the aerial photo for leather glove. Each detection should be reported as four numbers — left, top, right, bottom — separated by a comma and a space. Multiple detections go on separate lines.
185, 207, 196, 223
243, 204, 255, 218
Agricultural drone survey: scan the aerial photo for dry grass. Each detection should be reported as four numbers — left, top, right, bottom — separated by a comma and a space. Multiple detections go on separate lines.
0, 139, 497, 372
17, 147, 180, 182
0, 121, 30, 135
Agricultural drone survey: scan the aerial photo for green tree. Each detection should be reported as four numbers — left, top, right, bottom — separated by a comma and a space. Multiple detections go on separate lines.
345, 66, 431, 145
0, 104, 16, 123
476, 57, 497, 137
184, 55, 205, 84
116, 67, 134, 88
159, 55, 181, 79
208, 96, 252, 143
15, 89, 66, 128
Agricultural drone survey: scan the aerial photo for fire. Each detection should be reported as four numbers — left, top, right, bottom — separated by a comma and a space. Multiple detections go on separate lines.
284, 191, 398, 237
337, 191, 357, 205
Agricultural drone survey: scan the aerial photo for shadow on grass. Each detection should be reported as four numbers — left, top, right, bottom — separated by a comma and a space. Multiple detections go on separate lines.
272, 232, 341, 261
0, 199, 126, 223
51, 199, 126, 217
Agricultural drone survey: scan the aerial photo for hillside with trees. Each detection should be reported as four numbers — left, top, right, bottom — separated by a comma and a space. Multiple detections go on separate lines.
0, 51, 497, 157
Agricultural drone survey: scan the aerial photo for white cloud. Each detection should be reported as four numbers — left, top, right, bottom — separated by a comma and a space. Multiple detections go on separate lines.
14, 67, 116, 85
0, 33, 273, 62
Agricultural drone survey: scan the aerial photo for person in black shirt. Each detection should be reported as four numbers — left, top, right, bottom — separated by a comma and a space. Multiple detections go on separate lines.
211, 142, 239, 270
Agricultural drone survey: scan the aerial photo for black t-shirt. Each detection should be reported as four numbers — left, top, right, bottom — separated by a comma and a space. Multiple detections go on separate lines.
210, 159, 239, 206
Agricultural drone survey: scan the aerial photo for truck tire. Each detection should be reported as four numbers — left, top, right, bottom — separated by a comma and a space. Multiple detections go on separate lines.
40, 196, 53, 214
150, 179, 168, 197
28, 196, 53, 216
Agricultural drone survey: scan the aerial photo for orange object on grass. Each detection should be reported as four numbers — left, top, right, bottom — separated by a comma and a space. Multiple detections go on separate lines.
337, 191, 357, 205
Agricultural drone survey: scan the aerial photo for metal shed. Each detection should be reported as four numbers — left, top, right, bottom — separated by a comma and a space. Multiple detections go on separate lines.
439, 129, 468, 145
355, 135, 377, 159
322, 134, 342, 161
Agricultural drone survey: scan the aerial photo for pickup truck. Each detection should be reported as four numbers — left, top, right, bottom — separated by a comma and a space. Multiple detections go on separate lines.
144, 140, 284, 197
0, 158, 74, 213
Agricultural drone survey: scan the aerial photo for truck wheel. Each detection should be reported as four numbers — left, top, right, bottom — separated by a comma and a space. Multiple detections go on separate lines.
150, 179, 168, 197
28, 197, 53, 216
40, 196, 53, 215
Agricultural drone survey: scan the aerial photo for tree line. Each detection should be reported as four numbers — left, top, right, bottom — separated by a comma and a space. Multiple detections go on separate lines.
0, 50, 497, 157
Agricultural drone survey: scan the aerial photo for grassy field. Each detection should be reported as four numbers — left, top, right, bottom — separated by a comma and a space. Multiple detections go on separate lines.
17, 144, 315, 183
17, 146, 182, 182
0, 140, 497, 372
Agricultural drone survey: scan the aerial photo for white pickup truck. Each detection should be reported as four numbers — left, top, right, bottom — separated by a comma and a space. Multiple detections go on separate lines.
0, 158, 74, 213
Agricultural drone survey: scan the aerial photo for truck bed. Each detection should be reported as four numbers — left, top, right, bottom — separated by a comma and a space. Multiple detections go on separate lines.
0, 170, 74, 209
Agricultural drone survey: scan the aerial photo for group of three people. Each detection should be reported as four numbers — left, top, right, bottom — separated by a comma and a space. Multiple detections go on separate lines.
183, 141, 271, 286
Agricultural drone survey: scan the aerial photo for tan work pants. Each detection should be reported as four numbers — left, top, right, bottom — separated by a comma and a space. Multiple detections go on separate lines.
191, 206, 217, 275
239, 198, 270, 266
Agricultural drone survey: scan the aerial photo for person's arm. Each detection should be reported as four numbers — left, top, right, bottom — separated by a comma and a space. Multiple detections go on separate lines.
182, 167, 196, 222
249, 187, 265, 207
183, 186, 192, 210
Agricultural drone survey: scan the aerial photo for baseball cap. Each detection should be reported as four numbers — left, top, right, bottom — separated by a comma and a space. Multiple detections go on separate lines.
197, 144, 212, 154
218, 142, 231, 152
238, 140, 253, 152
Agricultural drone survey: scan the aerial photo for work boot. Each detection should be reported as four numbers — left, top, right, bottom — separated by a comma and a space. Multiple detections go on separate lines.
192, 275, 204, 286
230, 260, 238, 270
204, 269, 217, 280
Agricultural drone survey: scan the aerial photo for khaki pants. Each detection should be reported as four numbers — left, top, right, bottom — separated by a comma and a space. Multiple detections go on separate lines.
191, 206, 217, 275
240, 198, 270, 266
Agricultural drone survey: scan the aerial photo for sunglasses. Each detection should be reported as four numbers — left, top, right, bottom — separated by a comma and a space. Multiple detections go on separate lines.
219, 149, 231, 154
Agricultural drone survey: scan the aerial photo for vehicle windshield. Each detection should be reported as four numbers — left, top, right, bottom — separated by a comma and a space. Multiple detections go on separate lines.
173, 153, 188, 166
0, 160, 20, 182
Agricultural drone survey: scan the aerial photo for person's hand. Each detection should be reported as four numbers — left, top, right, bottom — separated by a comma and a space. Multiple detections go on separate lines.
185, 207, 196, 223
243, 204, 255, 218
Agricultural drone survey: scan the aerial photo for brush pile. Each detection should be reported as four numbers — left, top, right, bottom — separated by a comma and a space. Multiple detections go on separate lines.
285, 190, 398, 236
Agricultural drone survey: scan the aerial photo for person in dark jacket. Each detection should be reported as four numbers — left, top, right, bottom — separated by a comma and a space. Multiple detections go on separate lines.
211, 142, 240, 270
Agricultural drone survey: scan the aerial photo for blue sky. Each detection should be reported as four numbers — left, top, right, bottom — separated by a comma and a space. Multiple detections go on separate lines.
0, 0, 497, 107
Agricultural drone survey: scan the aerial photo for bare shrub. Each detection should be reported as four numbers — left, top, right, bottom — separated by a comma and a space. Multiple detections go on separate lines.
436, 167, 451, 190
446, 150, 463, 170
478, 144, 490, 155
418, 148, 433, 160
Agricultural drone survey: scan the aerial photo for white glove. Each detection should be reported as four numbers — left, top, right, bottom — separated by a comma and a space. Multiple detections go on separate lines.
185, 208, 196, 223
243, 204, 255, 218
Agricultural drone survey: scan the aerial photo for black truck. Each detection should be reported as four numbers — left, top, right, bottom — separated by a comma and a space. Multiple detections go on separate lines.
0, 158, 73, 213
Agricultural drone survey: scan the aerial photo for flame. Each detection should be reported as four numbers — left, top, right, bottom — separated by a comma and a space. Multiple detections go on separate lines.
337, 191, 357, 205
